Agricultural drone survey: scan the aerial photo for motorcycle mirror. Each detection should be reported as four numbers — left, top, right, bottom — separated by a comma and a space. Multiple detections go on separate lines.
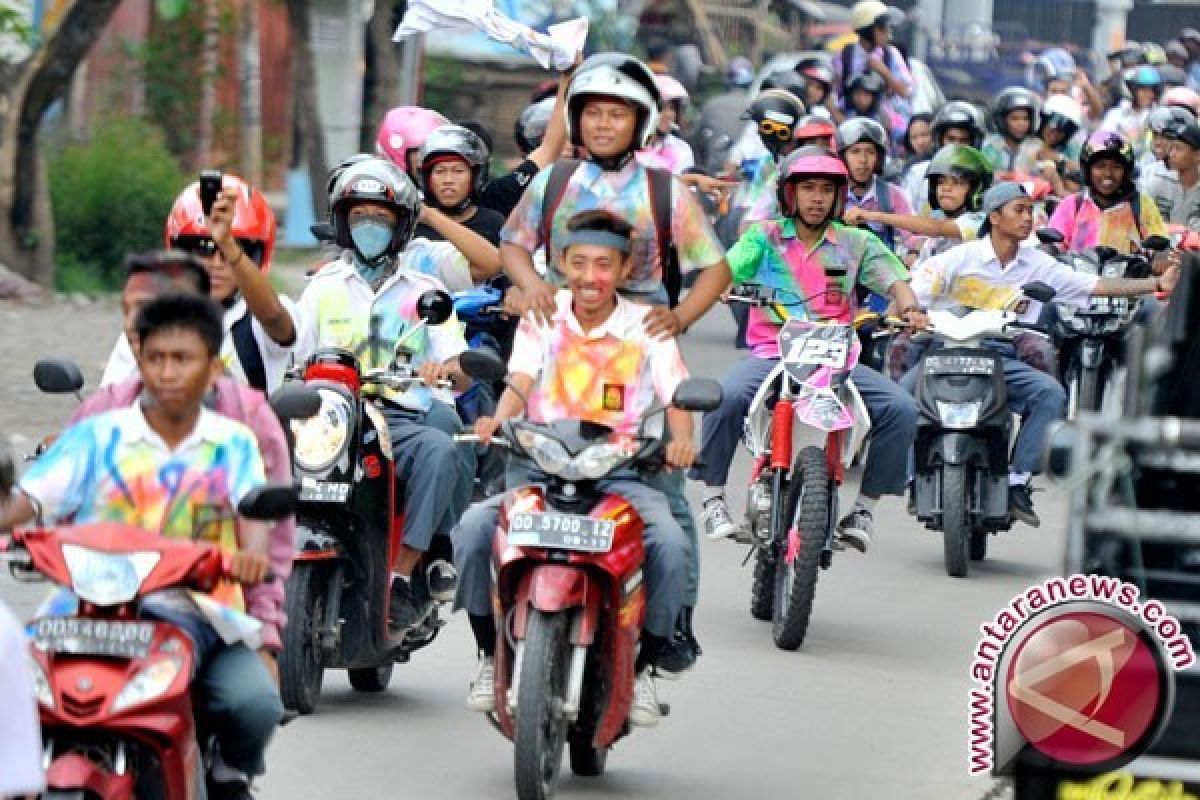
1021, 281, 1057, 304
416, 290, 454, 326
459, 349, 507, 383
1143, 234, 1171, 253
33, 358, 84, 396
0, 440, 15, 494
1035, 228, 1064, 245
1043, 422, 1077, 481
238, 485, 299, 521
310, 221, 335, 242
1094, 245, 1119, 264
671, 379, 724, 413
269, 384, 322, 424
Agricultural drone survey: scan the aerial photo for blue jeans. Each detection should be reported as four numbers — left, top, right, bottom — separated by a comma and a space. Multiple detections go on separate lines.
691, 356, 917, 497
452, 459, 689, 638
899, 342, 1066, 474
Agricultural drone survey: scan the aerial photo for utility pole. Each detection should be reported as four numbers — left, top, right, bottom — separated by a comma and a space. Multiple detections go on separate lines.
240, 0, 264, 186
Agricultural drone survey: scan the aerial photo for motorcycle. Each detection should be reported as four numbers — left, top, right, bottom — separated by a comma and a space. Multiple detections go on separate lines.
453, 280, 513, 498
278, 289, 461, 714
726, 283, 905, 650
453, 350, 722, 800
1036, 228, 1169, 415
910, 282, 1057, 578
0, 440, 295, 800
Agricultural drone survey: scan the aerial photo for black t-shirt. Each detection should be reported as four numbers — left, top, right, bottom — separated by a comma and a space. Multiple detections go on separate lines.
479, 159, 543, 219
414, 206, 506, 246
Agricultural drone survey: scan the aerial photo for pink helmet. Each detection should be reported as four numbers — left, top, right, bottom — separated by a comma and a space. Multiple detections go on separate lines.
654, 74, 689, 107
375, 106, 450, 173
1165, 86, 1200, 116
777, 146, 849, 219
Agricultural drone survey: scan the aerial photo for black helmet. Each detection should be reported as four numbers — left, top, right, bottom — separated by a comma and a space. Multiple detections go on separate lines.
1080, 130, 1137, 201
761, 70, 809, 100
743, 89, 806, 159
931, 101, 986, 148
416, 125, 491, 214
836, 117, 889, 173
329, 156, 422, 265
991, 88, 1041, 136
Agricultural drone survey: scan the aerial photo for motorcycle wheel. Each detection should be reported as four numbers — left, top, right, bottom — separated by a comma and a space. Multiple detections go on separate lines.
750, 546, 776, 621
969, 530, 988, 562
771, 447, 829, 651
943, 465, 970, 578
567, 728, 607, 777
514, 610, 570, 800
348, 663, 394, 693
280, 563, 326, 715
1077, 365, 1101, 413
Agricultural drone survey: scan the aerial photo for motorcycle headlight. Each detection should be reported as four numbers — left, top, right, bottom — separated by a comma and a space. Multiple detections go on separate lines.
936, 400, 982, 430
570, 442, 632, 480
61, 545, 159, 607
111, 656, 183, 713
292, 389, 352, 472
514, 428, 572, 476
30, 657, 53, 708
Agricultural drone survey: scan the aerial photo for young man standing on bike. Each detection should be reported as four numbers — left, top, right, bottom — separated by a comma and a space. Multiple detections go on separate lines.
454, 209, 696, 728
693, 147, 927, 552
1, 293, 282, 800
905, 182, 1181, 526
293, 156, 475, 634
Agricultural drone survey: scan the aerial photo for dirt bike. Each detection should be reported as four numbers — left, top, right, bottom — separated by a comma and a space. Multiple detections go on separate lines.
453, 350, 722, 800
726, 283, 905, 650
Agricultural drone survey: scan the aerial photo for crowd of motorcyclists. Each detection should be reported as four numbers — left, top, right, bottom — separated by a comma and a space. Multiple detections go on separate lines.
1, 0, 1199, 796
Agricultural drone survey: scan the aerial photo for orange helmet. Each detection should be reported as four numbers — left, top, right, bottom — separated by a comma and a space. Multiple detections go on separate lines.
165, 174, 276, 271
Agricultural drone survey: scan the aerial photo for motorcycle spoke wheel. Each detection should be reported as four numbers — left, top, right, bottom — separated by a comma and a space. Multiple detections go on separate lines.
280, 564, 326, 714
771, 447, 829, 651
514, 610, 570, 800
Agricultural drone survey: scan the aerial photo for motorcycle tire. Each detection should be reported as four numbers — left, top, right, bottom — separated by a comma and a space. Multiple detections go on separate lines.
943, 465, 971, 578
1077, 365, 1102, 414
280, 563, 326, 715
514, 610, 570, 800
750, 546, 776, 621
969, 529, 988, 562
348, 663, 394, 693
771, 447, 829, 651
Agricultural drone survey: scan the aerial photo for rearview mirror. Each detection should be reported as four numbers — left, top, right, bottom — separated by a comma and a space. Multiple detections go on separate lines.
1094, 245, 1118, 264
1044, 422, 1077, 481
0, 440, 15, 494
33, 359, 84, 395
1143, 234, 1170, 253
1022, 281, 1057, 304
671, 379, 723, 413
238, 485, 299, 521
1036, 228, 1064, 245
459, 349, 507, 383
269, 385, 322, 424
310, 221, 335, 242
416, 290, 454, 326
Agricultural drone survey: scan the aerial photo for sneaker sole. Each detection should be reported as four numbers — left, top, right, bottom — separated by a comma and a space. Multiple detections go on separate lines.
704, 523, 740, 541
1010, 510, 1041, 528
629, 711, 661, 728
466, 697, 495, 713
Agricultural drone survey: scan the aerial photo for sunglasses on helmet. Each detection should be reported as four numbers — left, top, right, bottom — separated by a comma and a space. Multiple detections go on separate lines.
171, 236, 266, 267
759, 119, 794, 142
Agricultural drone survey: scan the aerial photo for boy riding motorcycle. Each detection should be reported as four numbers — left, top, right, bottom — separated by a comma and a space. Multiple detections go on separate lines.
693, 147, 926, 552
1, 293, 282, 800
293, 156, 474, 634
453, 209, 696, 728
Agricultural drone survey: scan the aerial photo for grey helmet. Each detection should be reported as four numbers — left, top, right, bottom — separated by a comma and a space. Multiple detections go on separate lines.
329, 156, 422, 265
516, 96, 557, 155
566, 52, 661, 167
416, 124, 490, 212
836, 117, 889, 173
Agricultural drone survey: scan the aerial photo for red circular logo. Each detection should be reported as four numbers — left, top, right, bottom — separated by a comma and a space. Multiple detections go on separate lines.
1005, 611, 1166, 767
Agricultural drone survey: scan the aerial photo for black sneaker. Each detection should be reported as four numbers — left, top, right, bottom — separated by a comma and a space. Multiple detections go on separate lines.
1008, 483, 1041, 528
208, 779, 254, 800
654, 635, 696, 680
388, 575, 430, 634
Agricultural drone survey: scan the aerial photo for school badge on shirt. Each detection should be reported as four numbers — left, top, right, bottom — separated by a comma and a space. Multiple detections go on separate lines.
602, 384, 626, 412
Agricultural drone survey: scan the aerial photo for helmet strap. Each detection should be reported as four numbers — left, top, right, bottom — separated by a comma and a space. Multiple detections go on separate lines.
590, 150, 636, 172
350, 248, 397, 289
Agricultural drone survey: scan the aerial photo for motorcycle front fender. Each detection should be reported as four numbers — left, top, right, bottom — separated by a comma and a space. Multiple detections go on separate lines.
293, 521, 343, 561
932, 432, 988, 467
512, 566, 593, 639
46, 752, 135, 800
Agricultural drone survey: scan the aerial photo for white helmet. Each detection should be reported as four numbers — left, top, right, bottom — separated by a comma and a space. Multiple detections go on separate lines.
566, 53, 662, 151
851, 1, 894, 32
655, 74, 689, 107
1039, 94, 1085, 135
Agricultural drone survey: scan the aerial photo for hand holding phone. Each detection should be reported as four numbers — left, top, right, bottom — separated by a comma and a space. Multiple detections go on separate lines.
199, 170, 223, 217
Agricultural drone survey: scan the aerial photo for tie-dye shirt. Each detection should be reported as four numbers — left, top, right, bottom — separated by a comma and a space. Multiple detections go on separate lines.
636, 134, 696, 176
1046, 191, 1168, 255
910, 236, 1098, 324
295, 256, 467, 410
726, 219, 909, 358
18, 405, 265, 610
501, 159, 725, 299
737, 154, 781, 228
508, 291, 688, 435
402, 238, 474, 292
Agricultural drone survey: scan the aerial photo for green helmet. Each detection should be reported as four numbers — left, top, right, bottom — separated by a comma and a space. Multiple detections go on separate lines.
925, 144, 993, 212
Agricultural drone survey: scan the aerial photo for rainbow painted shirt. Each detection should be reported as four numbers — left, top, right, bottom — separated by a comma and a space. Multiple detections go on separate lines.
19, 405, 266, 610
295, 256, 467, 410
726, 219, 909, 359
1047, 191, 1168, 255
508, 291, 688, 435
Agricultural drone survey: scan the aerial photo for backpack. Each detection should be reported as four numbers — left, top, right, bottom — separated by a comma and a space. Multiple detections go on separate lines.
540, 159, 682, 307
1069, 191, 1145, 243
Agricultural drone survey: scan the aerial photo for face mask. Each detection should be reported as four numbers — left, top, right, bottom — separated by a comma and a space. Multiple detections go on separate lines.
350, 219, 394, 263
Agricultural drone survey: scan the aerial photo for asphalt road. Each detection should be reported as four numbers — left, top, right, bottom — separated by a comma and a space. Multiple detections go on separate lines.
0, 293, 1064, 800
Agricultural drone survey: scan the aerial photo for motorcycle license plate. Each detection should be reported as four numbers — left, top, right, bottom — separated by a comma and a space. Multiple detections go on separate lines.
924, 355, 994, 375
507, 513, 616, 553
33, 617, 155, 659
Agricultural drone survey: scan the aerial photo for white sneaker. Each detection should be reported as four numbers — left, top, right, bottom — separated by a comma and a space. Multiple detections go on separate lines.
835, 510, 873, 554
466, 657, 495, 712
629, 670, 661, 728
701, 496, 739, 540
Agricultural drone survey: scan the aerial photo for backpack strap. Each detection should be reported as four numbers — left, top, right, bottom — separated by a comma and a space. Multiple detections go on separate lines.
874, 176, 896, 250
539, 158, 582, 271
230, 309, 268, 392
646, 167, 681, 307
1131, 192, 1145, 242
841, 43, 855, 97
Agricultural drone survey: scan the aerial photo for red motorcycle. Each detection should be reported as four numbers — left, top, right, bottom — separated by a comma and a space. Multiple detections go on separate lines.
0, 483, 294, 800
455, 351, 721, 800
